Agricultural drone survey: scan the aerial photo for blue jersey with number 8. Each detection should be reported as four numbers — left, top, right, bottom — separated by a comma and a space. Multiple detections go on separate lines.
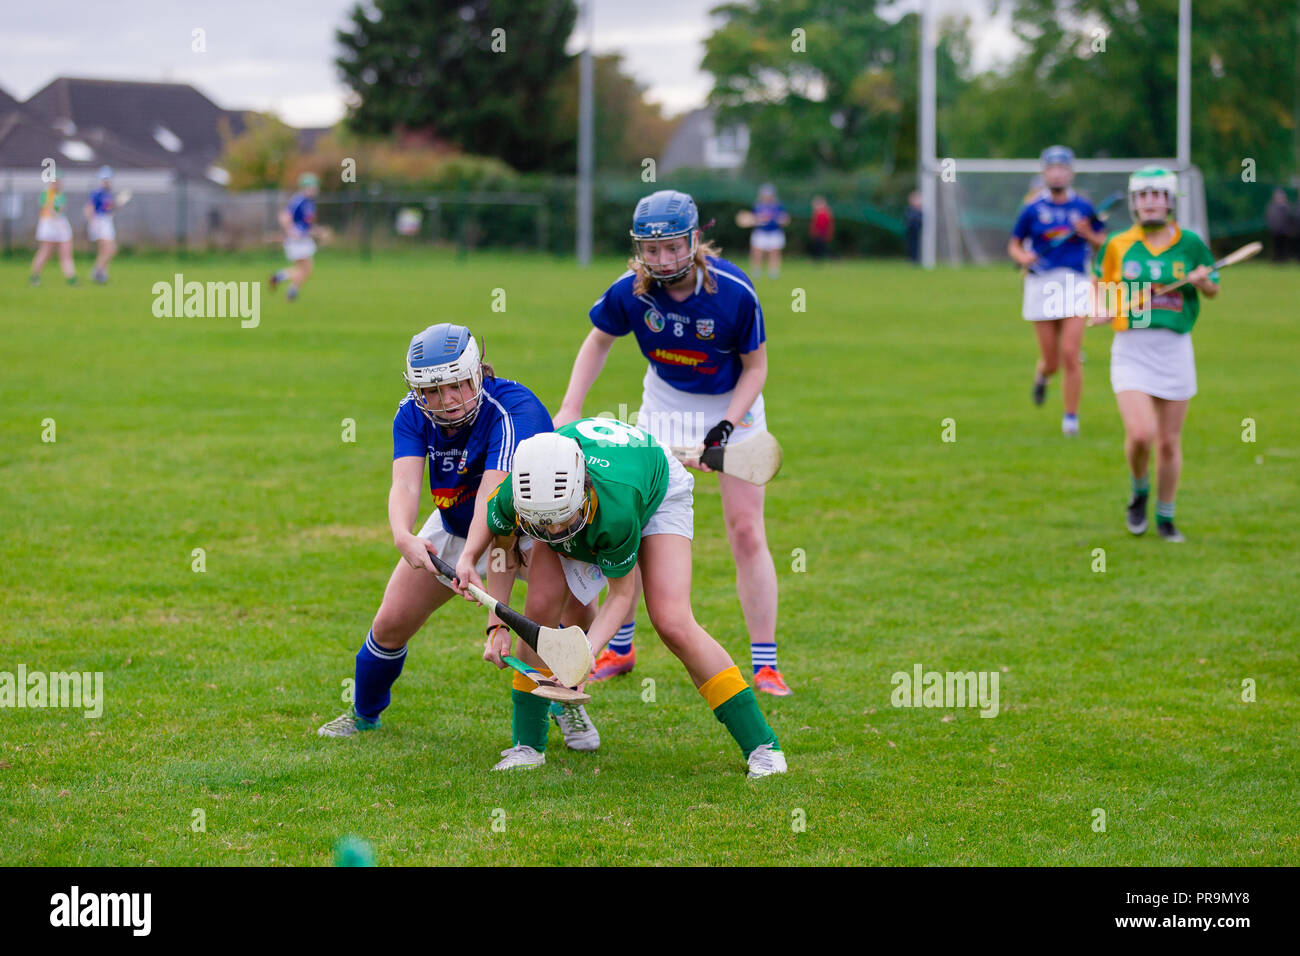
588, 256, 765, 396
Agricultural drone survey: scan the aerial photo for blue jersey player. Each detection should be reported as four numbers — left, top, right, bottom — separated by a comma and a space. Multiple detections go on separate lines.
554, 189, 791, 697
318, 324, 599, 757
270, 172, 321, 302
1008, 145, 1107, 435
84, 166, 119, 283
748, 183, 791, 279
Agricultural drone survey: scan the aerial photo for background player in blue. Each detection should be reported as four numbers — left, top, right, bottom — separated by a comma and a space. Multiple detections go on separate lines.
270, 172, 321, 302
749, 183, 791, 279
317, 324, 595, 742
1008, 146, 1106, 435
83, 166, 119, 284
553, 189, 792, 697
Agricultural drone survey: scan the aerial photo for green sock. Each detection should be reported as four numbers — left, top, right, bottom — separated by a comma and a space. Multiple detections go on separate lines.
1131, 475, 1150, 496
511, 688, 550, 751
713, 688, 779, 758
1156, 500, 1175, 524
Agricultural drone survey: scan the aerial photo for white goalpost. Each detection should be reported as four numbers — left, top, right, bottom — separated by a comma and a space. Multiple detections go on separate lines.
918, 0, 1205, 267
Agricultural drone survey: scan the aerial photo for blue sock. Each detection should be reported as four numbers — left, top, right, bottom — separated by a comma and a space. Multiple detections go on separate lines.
273, 269, 288, 282
608, 621, 635, 655
354, 629, 407, 720
751, 642, 778, 674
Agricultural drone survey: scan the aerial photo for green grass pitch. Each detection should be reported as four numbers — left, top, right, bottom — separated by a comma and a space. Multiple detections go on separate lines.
1, 249, 1296, 865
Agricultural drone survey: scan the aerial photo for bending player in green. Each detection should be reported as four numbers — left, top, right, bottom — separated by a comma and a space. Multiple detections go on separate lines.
453, 417, 787, 778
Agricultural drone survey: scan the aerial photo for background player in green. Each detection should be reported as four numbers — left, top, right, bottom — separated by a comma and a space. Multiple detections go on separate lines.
455, 418, 787, 778
1090, 167, 1220, 542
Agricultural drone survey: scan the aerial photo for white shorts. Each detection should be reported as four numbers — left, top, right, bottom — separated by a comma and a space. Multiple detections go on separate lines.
417, 512, 602, 604
550, 451, 696, 601
635, 366, 767, 451
88, 215, 115, 242
284, 236, 316, 261
1022, 267, 1091, 320
1110, 328, 1197, 401
750, 229, 785, 251
36, 216, 72, 244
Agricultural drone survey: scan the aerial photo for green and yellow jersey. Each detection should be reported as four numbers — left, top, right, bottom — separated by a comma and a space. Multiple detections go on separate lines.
39, 188, 66, 217
486, 418, 669, 578
1093, 222, 1217, 333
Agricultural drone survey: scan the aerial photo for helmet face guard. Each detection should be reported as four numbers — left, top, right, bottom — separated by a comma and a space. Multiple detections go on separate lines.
404, 326, 484, 430
1128, 167, 1178, 227
630, 230, 698, 284
630, 190, 700, 284
517, 481, 596, 544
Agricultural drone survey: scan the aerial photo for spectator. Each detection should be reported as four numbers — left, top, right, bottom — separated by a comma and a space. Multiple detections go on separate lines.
808, 196, 834, 260
905, 190, 923, 263
1266, 188, 1291, 262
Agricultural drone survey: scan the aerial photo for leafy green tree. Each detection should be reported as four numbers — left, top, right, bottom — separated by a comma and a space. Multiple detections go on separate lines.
218, 113, 301, 190
336, 0, 577, 172
702, 0, 970, 175
944, 0, 1299, 179
550, 53, 677, 173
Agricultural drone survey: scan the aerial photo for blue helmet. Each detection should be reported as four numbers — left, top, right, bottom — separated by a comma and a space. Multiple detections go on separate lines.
630, 190, 699, 283
1040, 145, 1075, 169
403, 323, 484, 429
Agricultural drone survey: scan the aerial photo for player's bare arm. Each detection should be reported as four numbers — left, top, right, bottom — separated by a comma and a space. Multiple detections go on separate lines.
584, 569, 637, 657
1188, 265, 1219, 296
390, 455, 434, 571
454, 468, 511, 638
555, 328, 619, 427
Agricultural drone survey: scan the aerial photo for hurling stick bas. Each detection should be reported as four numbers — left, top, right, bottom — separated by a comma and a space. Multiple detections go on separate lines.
502, 656, 591, 703
426, 551, 593, 687
670, 431, 783, 485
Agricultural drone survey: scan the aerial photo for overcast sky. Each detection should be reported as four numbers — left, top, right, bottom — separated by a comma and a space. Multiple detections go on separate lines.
0, 0, 1018, 127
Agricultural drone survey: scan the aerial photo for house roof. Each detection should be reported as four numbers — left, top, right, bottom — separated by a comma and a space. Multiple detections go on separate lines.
0, 86, 20, 117
21, 77, 248, 178
0, 110, 173, 173
659, 108, 713, 174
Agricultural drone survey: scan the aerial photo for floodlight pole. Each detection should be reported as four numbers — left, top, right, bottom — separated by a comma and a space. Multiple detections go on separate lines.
919, 0, 937, 269
1177, 0, 1191, 171
576, 0, 595, 266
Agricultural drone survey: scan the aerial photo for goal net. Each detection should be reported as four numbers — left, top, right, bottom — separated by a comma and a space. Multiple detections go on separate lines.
932, 160, 1209, 265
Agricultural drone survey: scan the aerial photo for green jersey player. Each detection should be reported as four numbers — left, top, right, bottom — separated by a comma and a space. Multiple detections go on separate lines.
455, 417, 786, 778
1090, 166, 1221, 541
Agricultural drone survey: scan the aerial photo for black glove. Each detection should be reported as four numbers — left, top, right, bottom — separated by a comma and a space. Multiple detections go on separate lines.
703, 420, 734, 449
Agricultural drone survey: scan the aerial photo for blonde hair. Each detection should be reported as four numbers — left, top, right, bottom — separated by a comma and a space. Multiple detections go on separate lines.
629, 237, 722, 297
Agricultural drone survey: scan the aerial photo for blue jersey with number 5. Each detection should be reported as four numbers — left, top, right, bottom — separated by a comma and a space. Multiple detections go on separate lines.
391, 377, 553, 537
588, 256, 765, 396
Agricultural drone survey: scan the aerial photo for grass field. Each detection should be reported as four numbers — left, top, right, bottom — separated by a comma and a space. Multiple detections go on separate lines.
2, 248, 1297, 866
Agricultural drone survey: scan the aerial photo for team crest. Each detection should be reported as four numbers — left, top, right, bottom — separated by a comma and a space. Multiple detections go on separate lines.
739, 411, 755, 428
696, 319, 715, 340
1123, 260, 1141, 280
644, 309, 665, 333
1038, 208, 1053, 224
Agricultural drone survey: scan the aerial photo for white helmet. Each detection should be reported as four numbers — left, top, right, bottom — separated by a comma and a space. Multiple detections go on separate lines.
512, 433, 592, 544
1128, 166, 1178, 227
403, 323, 484, 428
